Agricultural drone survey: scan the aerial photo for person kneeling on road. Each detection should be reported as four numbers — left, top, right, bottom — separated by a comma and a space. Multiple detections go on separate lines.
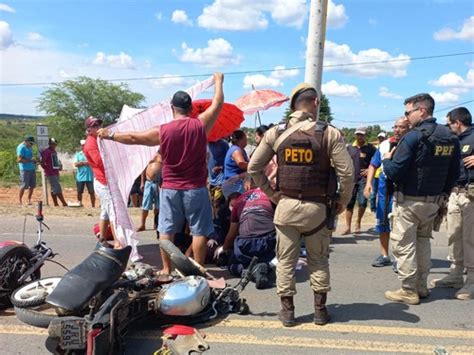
215, 177, 276, 289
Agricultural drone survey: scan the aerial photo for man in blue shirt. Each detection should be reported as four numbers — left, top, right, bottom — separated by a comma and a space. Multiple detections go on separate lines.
16, 135, 37, 205
74, 140, 95, 207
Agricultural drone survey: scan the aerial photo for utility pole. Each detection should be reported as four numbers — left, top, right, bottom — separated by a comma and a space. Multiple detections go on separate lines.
305, 0, 328, 120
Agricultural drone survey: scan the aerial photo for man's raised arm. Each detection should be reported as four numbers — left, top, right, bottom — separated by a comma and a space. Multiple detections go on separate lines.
199, 72, 224, 134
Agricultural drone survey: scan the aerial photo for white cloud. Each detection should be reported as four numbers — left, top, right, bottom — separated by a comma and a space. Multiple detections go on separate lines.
243, 74, 282, 89
26, 32, 44, 43
178, 38, 240, 67
378, 86, 402, 99
324, 40, 410, 77
322, 80, 360, 98
327, 0, 347, 28
197, 0, 346, 31
434, 16, 474, 42
429, 70, 474, 94
198, 1, 268, 31
368, 18, 378, 27
271, 65, 299, 79
271, 0, 307, 28
429, 91, 459, 104
151, 74, 195, 89
0, 3, 15, 13
171, 10, 193, 26
0, 20, 13, 49
155, 12, 163, 21
92, 51, 136, 69
242, 65, 299, 89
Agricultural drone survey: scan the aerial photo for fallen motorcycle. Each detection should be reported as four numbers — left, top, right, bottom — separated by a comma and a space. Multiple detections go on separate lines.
13, 239, 255, 354
0, 202, 66, 308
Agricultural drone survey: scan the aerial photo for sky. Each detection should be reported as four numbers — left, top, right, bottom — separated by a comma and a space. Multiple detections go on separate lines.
0, 0, 473, 130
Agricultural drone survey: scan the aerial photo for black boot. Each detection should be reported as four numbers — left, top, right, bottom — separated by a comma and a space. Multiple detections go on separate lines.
313, 292, 330, 325
278, 296, 296, 327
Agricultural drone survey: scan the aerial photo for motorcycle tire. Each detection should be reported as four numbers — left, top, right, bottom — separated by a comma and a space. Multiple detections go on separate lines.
158, 240, 205, 277
0, 244, 41, 303
14, 304, 59, 328
11, 277, 62, 308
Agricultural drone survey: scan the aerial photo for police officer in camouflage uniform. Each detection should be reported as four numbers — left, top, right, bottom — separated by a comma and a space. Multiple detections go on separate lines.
248, 83, 354, 326
383, 93, 461, 305
431, 107, 474, 300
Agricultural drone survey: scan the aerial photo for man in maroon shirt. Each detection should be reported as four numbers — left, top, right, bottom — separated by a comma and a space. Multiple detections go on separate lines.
40, 138, 68, 206
83, 116, 120, 248
97, 73, 224, 274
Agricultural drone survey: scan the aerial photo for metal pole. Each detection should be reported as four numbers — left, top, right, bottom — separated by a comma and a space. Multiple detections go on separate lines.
305, 0, 328, 120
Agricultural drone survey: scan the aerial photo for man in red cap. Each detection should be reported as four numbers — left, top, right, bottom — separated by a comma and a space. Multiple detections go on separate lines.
97, 73, 224, 274
83, 116, 119, 247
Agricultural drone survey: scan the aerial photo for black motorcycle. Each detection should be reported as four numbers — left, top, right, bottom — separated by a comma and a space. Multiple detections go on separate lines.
13, 239, 255, 354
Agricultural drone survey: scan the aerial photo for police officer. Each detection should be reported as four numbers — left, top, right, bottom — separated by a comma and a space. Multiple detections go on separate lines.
431, 107, 474, 300
383, 93, 461, 305
248, 83, 354, 326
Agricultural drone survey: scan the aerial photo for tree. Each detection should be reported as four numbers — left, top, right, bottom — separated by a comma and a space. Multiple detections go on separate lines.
37, 77, 145, 152
283, 93, 333, 123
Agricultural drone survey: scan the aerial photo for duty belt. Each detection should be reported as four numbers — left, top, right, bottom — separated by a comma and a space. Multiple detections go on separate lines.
403, 194, 440, 203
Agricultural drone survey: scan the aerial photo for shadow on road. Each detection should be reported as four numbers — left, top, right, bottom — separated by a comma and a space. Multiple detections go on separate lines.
298, 302, 420, 323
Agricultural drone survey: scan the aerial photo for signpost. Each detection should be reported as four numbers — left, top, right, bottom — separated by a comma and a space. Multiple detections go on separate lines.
36, 125, 49, 206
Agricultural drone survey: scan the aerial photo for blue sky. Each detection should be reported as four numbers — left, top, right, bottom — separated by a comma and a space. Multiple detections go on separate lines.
0, 0, 473, 130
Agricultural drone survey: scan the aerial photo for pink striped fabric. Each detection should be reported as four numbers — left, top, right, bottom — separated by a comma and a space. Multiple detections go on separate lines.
99, 77, 215, 261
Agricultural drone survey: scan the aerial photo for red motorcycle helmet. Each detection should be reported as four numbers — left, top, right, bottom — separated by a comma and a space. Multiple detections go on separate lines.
92, 223, 114, 241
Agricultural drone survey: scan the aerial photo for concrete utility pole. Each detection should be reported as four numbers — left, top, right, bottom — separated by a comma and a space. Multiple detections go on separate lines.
305, 0, 328, 120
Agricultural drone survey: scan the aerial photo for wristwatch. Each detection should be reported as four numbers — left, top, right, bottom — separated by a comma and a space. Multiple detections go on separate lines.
108, 131, 115, 140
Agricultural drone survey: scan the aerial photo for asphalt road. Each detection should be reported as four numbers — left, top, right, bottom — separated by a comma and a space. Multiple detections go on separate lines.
0, 213, 473, 354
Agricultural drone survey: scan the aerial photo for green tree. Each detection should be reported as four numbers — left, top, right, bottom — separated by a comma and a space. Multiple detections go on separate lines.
37, 77, 145, 152
283, 94, 333, 123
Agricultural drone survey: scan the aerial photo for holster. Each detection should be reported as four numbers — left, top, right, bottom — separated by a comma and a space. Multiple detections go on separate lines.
433, 194, 449, 232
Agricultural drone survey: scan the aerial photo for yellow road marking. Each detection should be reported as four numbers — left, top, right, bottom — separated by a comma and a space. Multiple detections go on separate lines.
1, 322, 473, 355
216, 319, 474, 339
204, 333, 474, 354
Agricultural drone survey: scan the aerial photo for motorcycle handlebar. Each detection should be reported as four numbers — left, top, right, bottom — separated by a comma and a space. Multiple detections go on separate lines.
36, 201, 44, 221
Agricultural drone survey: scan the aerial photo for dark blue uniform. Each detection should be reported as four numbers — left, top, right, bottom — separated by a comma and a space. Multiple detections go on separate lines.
383, 118, 460, 196
457, 127, 474, 186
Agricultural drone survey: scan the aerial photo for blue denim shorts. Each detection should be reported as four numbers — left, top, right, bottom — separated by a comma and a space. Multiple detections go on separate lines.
375, 178, 393, 233
347, 177, 368, 209
158, 187, 214, 237
142, 180, 159, 211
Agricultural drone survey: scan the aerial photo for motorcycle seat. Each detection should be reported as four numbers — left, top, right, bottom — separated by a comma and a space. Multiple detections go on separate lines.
46, 244, 131, 313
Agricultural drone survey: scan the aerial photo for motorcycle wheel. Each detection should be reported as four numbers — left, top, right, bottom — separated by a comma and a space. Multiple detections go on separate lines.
0, 245, 41, 306
14, 304, 59, 328
11, 277, 62, 308
158, 240, 205, 277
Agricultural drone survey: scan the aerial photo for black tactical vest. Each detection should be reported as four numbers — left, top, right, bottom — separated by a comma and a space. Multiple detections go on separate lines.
458, 127, 474, 185
409, 122, 458, 195
276, 121, 336, 200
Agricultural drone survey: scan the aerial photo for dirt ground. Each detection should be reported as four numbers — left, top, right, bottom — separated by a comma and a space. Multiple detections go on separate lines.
0, 186, 377, 231
0, 186, 142, 218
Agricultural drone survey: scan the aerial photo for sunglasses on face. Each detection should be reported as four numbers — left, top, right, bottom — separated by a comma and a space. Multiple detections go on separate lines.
404, 107, 420, 117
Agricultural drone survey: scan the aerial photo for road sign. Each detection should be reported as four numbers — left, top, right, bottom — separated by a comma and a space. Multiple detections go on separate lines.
36, 124, 50, 206
36, 125, 49, 137
36, 125, 49, 152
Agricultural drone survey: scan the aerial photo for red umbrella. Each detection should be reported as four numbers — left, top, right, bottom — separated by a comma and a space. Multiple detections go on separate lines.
191, 99, 244, 142
234, 89, 289, 115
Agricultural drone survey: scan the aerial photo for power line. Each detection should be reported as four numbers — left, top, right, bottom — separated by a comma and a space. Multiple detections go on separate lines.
333, 100, 474, 124
1, 51, 473, 87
